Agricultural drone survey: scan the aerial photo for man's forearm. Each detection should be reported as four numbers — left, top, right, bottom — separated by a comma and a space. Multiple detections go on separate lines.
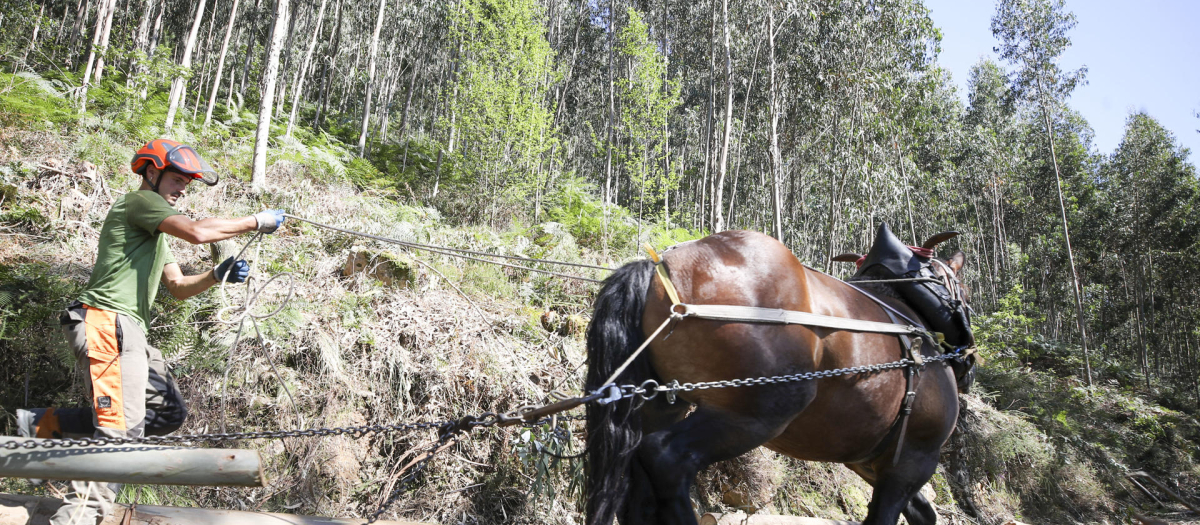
188, 216, 259, 243
167, 270, 219, 300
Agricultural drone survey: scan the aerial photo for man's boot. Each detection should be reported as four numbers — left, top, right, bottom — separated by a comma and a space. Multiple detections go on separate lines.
15, 408, 49, 486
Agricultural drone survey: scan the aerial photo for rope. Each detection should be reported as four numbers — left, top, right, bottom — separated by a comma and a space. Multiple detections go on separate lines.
284, 214, 609, 283
213, 233, 303, 432
598, 313, 680, 389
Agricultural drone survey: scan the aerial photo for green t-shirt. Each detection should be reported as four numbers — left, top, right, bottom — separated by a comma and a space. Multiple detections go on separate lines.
77, 190, 183, 331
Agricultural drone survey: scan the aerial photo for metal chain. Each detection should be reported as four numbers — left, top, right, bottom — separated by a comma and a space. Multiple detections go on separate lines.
3, 409, 592, 451
603, 351, 964, 403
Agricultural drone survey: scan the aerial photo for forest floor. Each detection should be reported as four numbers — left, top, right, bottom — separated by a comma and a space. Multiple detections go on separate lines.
1, 71, 1199, 525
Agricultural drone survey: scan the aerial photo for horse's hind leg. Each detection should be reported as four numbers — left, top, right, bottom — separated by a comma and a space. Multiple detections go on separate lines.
848, 448, 941, 525
634, 405, 792, 525
623, 397, 690, 524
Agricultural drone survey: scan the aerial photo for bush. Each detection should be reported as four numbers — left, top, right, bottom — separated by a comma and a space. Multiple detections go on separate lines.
544, 175, 636, 251
0, 72, 77, 129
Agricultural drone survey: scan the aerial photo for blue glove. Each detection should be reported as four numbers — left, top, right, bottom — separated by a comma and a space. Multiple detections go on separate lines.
215, 257, 250, 283
253, 209, 286, 233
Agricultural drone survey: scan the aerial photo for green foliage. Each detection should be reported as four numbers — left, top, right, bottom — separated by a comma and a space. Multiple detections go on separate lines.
615, 7, 682, 221
645, 223, 706, 251
991, 0, 1086, 104
543, 175, 635, 251
0, 264, 78, 342
447, 0, 558, 214
0, 263, 83, 430
0, 72, 78, 129
510, 421, 583, 501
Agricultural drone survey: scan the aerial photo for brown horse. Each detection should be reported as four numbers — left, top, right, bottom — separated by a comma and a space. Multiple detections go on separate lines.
584, 225, 973, 525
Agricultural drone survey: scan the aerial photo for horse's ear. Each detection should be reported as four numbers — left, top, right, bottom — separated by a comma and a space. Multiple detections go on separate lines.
921, 231, 959, 250
832, 253, 863, 263
948, 251, 966, 274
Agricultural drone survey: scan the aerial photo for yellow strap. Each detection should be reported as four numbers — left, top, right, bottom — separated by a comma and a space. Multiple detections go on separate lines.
655, 263, 683, 306
643, 243, 681, 305
643, 243, 662, 263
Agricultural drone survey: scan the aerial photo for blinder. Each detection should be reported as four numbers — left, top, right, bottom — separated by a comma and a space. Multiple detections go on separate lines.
852, 223, 974, 349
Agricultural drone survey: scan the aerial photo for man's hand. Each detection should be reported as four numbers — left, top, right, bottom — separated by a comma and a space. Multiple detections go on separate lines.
215, 257, 250, 283
253, 209, 286, 233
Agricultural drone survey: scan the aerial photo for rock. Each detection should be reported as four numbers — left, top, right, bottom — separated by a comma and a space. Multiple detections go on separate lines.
531, 221, 571, 247
343, 246, 417, 288
60, 189, 90, 220
540, 310, 562, 333
561, 314, 587, 336
76, 161, 97, 181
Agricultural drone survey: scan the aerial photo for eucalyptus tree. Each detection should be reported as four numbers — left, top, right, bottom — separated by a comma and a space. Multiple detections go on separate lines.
357, 0, 387, 156
285, 0, 328, 137
1098, 113, 1200, 387
203, 0, 243, 128
711, 0, 733, 233
164, 0, 209, 129
447, 0, 557, 221
616, 7, 681, 223
78, 0, 117, 110
992, 0, 1093, 386
252, 0, 291, 190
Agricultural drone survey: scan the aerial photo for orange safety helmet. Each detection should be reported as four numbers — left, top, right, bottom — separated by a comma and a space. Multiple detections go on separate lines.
130, 139, 219, 186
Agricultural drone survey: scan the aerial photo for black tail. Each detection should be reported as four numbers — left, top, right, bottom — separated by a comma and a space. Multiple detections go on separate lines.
584, 259, 656, 525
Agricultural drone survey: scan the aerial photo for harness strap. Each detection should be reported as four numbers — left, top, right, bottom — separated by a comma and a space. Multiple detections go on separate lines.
884, 309, 923, 467
656, 264, 683, 307
675, 304, 929, 337
646, 243, 684, 306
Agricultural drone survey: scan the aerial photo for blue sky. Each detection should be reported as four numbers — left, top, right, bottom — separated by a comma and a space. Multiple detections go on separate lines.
923, 0, 1200, 164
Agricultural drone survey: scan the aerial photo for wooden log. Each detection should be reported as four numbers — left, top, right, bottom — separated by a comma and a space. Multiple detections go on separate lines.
1127, 471, 1200, 514
700, 513, 859, 525
0, 494, 434, 525
0, 437, 265, 487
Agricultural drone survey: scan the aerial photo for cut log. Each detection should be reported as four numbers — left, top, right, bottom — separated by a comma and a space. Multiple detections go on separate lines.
700, 513, 859, 525
0, 494, 433, 525
0, 437, 265, 487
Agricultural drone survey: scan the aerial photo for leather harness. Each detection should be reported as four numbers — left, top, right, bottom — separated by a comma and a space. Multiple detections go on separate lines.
646, 246, 944, 466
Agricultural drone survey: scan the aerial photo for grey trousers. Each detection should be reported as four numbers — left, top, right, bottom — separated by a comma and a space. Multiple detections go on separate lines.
48, 304, 187, 525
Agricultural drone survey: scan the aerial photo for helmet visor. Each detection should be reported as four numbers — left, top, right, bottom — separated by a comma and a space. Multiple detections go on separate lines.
166, 144, 219, 186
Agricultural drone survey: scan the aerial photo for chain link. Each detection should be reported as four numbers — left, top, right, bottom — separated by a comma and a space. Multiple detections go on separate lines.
605, 351, 964, 402
0, 411, 587, 451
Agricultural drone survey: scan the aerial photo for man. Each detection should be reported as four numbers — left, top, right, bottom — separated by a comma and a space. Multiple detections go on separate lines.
14, 138, 286, 525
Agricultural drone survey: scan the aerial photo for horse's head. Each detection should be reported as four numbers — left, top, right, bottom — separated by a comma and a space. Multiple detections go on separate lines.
850, 223, 975, 349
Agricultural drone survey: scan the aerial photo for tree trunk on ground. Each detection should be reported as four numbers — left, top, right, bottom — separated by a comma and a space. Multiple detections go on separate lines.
712, 0, 733, 233
164, 0, 209, 129
251, 0, 291, 191
285, 0, 328, 137
203, 0, 241, 128
357, 0, 387, 156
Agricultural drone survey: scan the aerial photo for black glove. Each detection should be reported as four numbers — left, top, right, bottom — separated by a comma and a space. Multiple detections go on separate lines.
214, 257, 250, 283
